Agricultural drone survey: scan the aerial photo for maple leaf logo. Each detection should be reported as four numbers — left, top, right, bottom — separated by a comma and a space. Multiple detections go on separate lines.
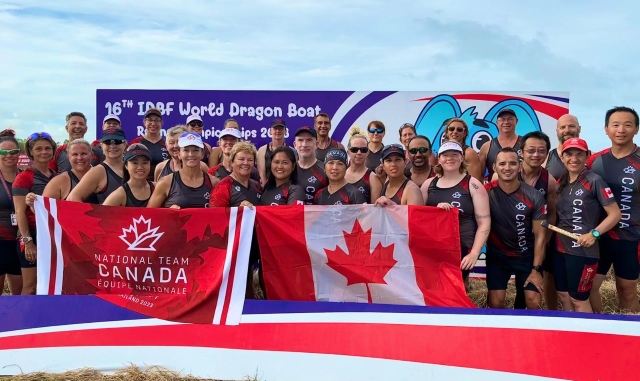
325, 219, 397, 303
119, 215, 164, 251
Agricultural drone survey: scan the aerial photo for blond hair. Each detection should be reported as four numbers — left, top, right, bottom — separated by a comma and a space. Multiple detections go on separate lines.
66, 138, 91, 152
167, 125, 187, 137
348, 126, 369, 148
230, 141, 258, 162
434, 140, 468, 176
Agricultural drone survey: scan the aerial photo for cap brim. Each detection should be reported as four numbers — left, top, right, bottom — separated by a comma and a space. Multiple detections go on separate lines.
272, 124, 286, 128
101, 135, 124, 141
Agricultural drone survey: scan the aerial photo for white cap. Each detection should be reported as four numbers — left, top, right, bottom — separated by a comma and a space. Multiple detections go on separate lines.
178, 132, 204, 148
438, 141, 464, 155
219, 128, 242, 139
103, 114, 120, 123
186, 114, 202, 124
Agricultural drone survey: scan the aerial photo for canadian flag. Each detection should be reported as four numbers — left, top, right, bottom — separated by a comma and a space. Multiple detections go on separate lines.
602, 187, 614, 200
255, 204, 475, 308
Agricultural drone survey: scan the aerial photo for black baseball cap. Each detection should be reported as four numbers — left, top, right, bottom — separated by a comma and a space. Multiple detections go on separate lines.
124, 144, 151, 161
381, 144, 406, 161
271, 119, 286, 128
497, 108, 517, 118
294, 126, 317, 139
101, 128, 126, 142
144, 108, 162, 118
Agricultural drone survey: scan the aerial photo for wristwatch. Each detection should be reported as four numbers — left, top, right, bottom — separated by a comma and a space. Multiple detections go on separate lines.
21, 236, 33, 244
533, 265, 543, 273
590, 229, 601, 240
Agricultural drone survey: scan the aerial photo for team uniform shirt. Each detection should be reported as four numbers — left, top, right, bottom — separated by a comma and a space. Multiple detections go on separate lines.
380, 178, 410, 205
315, 139, 341, 162
405, 166, 437, 187
484, 180, 547, 258
555, 169, 617, 258
163, 172, 213, 209
545, 148, 565, 179
208, 164, 261, 182
485, 136, 523, 180
158, 160, 177, 180
67, 170, 100, 204
12, 168, 55, 229
211, 176, 262, 207
518, 167, 550, 198
122, 182, 155, 207
297, 160, 329, 205
588, 147, 640, 241
95, 163, 123, 204
264, 143, 297, 176
349, 170, 372, 203
129, 137, 169, 181
314, 183, 366, 205
426, 175, 477, 249
260, 182, 305, 205
365, 147, 383, 172
0, 173, 18, 240
49, 143, 101, 174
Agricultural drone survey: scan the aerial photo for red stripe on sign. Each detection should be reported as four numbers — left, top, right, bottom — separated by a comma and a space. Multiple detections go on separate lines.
0, 322, 635, 380
220, 208, 244, 325
44, 198, 58, 295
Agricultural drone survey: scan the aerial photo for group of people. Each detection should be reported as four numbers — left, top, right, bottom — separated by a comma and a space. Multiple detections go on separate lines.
0, 106, 638, 315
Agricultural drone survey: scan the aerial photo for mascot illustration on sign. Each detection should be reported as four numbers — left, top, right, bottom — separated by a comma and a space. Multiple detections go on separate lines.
414, 94, 543, 154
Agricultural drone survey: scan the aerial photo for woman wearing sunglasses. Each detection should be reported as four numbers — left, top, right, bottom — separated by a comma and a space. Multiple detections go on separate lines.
372, 144, 423, 206
0, 129, 23, 295
67, 129, 126, 204
365, 121, 386, 173
104, 144, 154, 207
185, 115, 213, 165
443, 118, 483, 182
12, 132, 57, 295
344, 127, 372, 203
260, 146, 305, 205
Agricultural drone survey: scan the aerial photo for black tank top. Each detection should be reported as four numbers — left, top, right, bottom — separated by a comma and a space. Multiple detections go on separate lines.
96, 163, 123, 204
365, 146, 384, 172
545, 148, 565, 179
67, 170, 100, 204
486, 136, 522, 180
123, 182, 155, 207
380, 178, 409, 205
426, 175, 476, 248
350, 170, 372, 203
265, 143, 296, 173
518, 167, 550, 198
316, 139, 341, 162
163, 171, 213, 209
159, 160, 176, 180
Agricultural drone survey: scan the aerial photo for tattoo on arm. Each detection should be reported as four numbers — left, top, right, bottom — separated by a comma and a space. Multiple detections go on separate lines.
471, 182, 479, 190
475, 213, 490, 219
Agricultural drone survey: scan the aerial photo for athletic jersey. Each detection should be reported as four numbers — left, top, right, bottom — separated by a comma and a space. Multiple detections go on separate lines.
426, 175, 476, 248
485, 136, 523, 180
555, 170, 616, 258
0, 172, 17, 240
518, 167, 550, 198
158, 160, 177, 180
129, 137, 169, 181
202, 144, 210, 165
211, 176, 262, 207
588, 147, 640, 241
545, 148, 565, 179
365, 147, 384, 172
484, 180, 547, 258
315, 139, 341, 162
163, 171, 213, 209
208, 163, 261, 182
297, 160, 329, 205
12, 167, 55, 228
49, 143, 101, 174
67, 170, 100, 204
405, 166, 437, 187
95, 163, 123, 204
260, 182, 305, 205
314, 183, 366, 205
264, 143, 296, 175
349, 170, 372, 203
380, 178, 410, 205
123, 182, 155, 207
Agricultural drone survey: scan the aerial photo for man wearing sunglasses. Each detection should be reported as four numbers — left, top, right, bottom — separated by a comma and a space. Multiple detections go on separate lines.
314, 113, 345, 162
479, 108, 523, 182
49, 112, 101, 174
186, 115, 212, 165
405, 135, 436, 187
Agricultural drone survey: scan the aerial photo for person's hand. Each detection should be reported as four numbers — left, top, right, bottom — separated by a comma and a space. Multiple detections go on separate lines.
25, 241, 37, 264
374, 196, 395, 207
437, 202, 453, 211
374, 165, 386, 182
577, 232, 596, 247
461, 252, 479, 270
25, 192, 37, 207
240, 201, 255, 210
169, 205, 181, 210
524, 270, 544, 293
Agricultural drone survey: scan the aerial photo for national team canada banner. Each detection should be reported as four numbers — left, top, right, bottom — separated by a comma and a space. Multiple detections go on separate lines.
255, 204, 475, 308
34, 197, 254, 325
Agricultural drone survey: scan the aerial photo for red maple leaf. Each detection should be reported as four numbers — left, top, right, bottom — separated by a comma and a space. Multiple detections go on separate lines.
325, 219, 397, 303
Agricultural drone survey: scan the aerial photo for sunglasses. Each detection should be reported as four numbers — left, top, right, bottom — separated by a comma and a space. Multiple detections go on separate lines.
189, 121, 203, 127
408, 147, 430, 155
0, 149, 20, 155
28, 132, 52, 140
102, 139, 125, 145
399, 123, 415, 132
384, 143, 404, 150
447, 127, 465, 133
349, 147, 369, 154
368, 127, 385, 134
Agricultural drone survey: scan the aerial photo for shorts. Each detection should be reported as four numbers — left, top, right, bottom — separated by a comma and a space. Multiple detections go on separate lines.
486, 254, 539, 293
542, 233, 556, 274
18, 228, 37, 269
553, 252, 598, 301
461, 244, 471, 281
0, 239, 21, 276
597, 236, 640, 280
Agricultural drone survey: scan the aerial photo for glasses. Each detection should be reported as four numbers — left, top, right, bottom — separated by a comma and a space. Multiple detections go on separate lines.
145, 118, 162, 123
103, 139, 125, 145
189, 121, 203, 127
398, 123, 415, 132
408, 147, 431, 155
384, 143, 404, 150
524, 148, 548, 156
349, 147, 369, 154
28, 132, 52, 140
368, 127, 385, 134
0, 149, 20, 155
447, 127, 465, 133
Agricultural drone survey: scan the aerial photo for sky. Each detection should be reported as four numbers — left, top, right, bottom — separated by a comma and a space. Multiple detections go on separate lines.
1, 1, 639, 151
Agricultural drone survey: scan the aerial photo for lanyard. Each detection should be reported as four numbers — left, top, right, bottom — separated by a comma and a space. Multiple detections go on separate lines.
0, 171, 12, 203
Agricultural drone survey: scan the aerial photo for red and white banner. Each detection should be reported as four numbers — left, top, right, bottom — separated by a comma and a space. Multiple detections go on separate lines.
255, 204, 475, 308
34, 196, 255, 325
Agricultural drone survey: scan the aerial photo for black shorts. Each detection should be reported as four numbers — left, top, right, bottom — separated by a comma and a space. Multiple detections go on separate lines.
553, 252, 598, 301
486, 254, 539, 293
0, 239, 21, 276
597, 236, 640, 280
542, 233, 556, 274
18, 228, 37, 269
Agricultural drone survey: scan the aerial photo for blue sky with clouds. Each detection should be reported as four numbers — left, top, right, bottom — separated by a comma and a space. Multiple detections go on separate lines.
1, 1, 639, 151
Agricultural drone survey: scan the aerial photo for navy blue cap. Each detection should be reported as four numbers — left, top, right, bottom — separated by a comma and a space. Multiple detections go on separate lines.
294, 126, 317, 138
381, 144, 405, 161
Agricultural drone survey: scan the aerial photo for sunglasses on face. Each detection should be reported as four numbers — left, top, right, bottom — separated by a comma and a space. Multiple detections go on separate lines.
447, 127, 465, 133
28, 132, 52, 140
349, 147, 369, 154
103, 139, 125, 145
145, 118, 162, 123
368, 127, 385, 134
189, 121, 203, 127
127, 143, 147, 151
408, 147, 430, 155
0, 149, 20, 155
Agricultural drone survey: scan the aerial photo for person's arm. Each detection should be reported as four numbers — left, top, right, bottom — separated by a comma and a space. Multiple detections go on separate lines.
42, 174, 65, 200
545, 175, 558, 244
524, 220, 547, 293
287, 185, 306, 205
592, 203, 622, 237
465, 148, 483, 182
154, 161, 166, 182
146, 176, 172, 208
208, 147, 222, 168
12, 173, 35, 262
369, 172, 382, 203
199, 161, 210, 174
256, 146, 267, 184
478, 141, 490, 179
419, 177, 435, 203
66, 165, 106, 202
103, 187, 127, 207
576, 180, 622, 247
402, 181, 424, 205
461, 178, 491, 270
210, 178, 230, 207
